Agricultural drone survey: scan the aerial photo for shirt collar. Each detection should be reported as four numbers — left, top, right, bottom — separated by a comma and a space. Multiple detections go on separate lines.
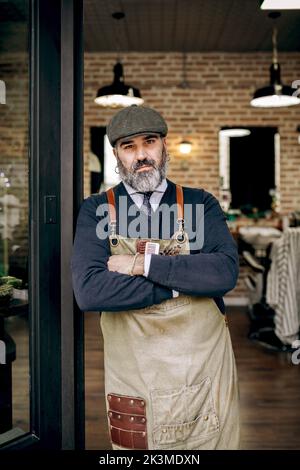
123, 178, 168, 195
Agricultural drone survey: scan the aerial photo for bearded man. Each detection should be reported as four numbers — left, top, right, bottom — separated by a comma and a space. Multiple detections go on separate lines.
72, 105, 240, 450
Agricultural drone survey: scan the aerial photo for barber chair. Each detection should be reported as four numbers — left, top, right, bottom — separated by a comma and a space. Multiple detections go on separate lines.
238, 227, 282, 339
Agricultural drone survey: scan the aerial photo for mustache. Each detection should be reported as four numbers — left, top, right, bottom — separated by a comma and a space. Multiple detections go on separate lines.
132, 159, 156, 171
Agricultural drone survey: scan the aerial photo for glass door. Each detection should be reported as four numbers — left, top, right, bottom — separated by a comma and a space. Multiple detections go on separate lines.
0, 0, 84, 450
0, 0, 30, 445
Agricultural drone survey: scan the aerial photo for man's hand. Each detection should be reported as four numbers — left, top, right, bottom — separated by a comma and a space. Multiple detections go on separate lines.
107, 254, 145, 275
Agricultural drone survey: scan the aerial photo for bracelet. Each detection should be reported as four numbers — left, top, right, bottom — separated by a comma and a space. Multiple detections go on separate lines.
129, 253, 139, 276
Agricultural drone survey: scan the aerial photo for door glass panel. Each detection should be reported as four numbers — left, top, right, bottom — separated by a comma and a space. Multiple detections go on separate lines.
0, 0, 30, 443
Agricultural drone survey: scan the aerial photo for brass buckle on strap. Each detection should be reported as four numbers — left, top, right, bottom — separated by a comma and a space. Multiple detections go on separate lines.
109, 221, 119, 247
176, 218, 186, 243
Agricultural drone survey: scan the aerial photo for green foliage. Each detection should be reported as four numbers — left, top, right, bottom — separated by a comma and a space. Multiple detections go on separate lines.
0, 276, 23, 288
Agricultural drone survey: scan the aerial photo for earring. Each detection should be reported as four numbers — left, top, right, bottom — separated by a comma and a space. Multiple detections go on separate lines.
115, 165, 119, 174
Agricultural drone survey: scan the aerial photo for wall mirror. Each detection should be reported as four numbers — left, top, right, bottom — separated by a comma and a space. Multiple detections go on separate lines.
219, 126, 280, 216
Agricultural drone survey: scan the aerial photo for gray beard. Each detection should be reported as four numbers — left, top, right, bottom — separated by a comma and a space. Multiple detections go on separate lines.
116, 148, 168, 192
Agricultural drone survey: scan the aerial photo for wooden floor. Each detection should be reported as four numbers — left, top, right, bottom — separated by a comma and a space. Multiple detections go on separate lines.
85, 307, 300, 450
4, 307, 300, 449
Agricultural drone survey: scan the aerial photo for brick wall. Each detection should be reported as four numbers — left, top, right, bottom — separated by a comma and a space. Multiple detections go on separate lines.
2, 52, 299, 297
84, 52, 300, 212
84, 52, 300, 300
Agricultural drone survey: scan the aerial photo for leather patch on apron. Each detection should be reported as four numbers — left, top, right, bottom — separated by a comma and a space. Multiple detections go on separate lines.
107, 393, 148, 449
136, 239, 148, 254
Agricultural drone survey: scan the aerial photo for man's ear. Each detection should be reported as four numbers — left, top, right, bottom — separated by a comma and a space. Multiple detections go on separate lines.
113, 147, 117, 157
162, 137, 168, 150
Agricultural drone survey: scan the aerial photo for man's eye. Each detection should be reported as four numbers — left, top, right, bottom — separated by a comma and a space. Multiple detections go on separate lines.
146, 139, 155, 144
124, 145, 133, 150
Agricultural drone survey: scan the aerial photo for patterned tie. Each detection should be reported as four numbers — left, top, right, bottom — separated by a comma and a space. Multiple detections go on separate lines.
140, 191, 153, 216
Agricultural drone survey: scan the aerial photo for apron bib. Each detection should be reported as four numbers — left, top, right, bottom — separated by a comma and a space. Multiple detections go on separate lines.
100, 185, 240, 450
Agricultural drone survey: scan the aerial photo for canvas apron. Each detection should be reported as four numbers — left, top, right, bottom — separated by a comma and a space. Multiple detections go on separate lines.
100, 185, 240, 450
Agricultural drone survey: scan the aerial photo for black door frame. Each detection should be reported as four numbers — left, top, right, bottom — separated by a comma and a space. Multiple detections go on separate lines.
61, 0, 84, 451
0, 0, 84, 450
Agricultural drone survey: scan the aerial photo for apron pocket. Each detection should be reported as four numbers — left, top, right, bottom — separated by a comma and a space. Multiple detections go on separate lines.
151, 377, 219, 446
153, 413, 220, 446
149, 295, 190, 313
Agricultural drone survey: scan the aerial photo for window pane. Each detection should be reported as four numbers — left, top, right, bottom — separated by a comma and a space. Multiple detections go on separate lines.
0, 0, 30, 442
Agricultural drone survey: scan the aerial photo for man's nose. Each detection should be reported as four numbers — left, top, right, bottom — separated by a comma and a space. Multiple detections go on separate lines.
136, 147, 147, 160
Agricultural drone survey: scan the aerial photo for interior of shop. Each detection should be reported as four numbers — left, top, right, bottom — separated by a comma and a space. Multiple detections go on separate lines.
82, 0, 300, 450
0, 0, 300, 450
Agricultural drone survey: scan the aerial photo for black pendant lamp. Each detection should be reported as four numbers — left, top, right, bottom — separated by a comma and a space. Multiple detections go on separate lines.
95, 11, 144, 108
95, 61, 144, 108
251, 13, 300, 108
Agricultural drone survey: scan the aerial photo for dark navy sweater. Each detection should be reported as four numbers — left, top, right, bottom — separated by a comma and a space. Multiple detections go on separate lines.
71, 178, 239, 313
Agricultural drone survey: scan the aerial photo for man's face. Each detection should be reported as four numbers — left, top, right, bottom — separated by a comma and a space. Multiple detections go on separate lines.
113, 133, 168, 192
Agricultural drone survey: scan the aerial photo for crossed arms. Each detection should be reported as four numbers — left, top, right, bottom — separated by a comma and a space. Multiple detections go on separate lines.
71, 192, 239, 312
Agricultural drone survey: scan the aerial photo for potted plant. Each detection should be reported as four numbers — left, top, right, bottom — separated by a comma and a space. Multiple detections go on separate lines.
0, 276, 24, 306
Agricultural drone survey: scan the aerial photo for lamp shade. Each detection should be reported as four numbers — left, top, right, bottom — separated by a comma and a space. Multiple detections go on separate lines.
95, 62, 144, 108
220, 127, 251, 137
179, 140, 192, 154
251, 87, 300, 107
261, 0, 300, 9
251, 51, 300, 108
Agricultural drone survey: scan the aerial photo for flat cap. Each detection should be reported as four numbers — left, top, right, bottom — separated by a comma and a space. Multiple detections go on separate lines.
106, 105, 168, 147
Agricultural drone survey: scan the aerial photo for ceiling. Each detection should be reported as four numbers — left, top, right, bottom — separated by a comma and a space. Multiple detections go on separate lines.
84, 0, 300, 52
1, 0, 300, 54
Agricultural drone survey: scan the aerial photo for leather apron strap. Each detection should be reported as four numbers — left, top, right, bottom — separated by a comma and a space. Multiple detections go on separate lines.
106, 187, 117, 243
106, 187, 117, 225
175, 185, 185, 242
176, 184, 184, 221
106, 184, 184, 234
